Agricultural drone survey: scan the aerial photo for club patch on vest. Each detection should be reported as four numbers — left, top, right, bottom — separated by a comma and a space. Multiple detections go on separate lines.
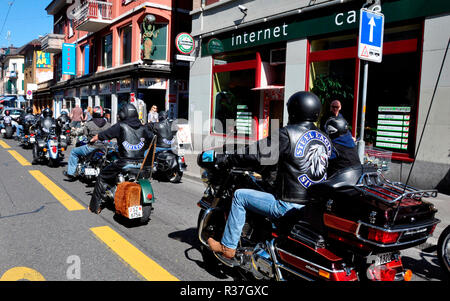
122, 138, 145, 151
294, 130, 332, 188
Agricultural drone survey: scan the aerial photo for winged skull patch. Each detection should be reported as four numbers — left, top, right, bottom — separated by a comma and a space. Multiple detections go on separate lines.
294, 131, 332, 188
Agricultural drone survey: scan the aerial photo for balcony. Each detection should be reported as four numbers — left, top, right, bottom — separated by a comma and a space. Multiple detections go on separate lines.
40, 33, 66, 53
74, 0, 113, 33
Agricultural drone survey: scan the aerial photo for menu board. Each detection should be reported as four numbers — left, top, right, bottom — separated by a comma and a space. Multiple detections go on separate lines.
236, 105, 252, 135
376, 106, 411, 151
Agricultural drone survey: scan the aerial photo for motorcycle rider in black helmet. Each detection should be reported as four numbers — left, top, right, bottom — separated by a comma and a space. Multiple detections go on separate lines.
32, 108, 58, 164
15, 107, 35, 138
324, 116, 361, 177
88, 103, 154, 214
207, 91, 332, 259
148, 110, 176, 153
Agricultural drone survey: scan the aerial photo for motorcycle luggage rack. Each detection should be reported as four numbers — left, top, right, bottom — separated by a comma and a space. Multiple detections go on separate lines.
355, 171, 438, 204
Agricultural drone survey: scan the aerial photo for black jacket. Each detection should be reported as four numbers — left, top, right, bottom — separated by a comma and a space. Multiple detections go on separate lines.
328, 132, 361, 177
226, 121, 332, 204
148, 119, 175, 148
98, 117, 153, 161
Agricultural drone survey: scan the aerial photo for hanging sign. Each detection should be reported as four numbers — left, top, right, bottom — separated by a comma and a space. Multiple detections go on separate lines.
62, 43, 76, 75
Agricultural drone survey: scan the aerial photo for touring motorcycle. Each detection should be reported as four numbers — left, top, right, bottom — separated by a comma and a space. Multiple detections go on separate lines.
196, 149, 440, 281
152, 147, 187, 183
75, 139, 119, 185
32, 119, 65, 167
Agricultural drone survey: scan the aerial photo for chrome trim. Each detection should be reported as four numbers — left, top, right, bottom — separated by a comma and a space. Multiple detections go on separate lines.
197, 207, 216, 247
266, 240, 285, 281
276, 247, 348, 275
355, 219, 441, 247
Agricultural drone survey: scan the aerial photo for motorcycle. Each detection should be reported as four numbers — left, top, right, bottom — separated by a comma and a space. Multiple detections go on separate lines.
196, 149, 440, 281
102, 138, 157, 225
18, 118, 38, 149
1, 116, 15, 139
152, 146, 187, 183
32, 121, 65, 167
437, 225, 450, 277
75, 139, 119, 185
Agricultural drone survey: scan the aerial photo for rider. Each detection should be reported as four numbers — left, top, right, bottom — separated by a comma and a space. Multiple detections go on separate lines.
57, 110, 71, 136
63, 106, 111, 181
0, 109, 16, 130
88, 103, 154, 214
324, 116, 361, 177
32, 108, 57, 164
148, 110, 176, 153
207, 91, 332, 259
16, 107, 36, 138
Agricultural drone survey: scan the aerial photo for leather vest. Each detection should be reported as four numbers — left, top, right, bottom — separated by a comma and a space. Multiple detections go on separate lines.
118, 123, 151, 160
276, 122, 332, 204
153, 120, 175, 148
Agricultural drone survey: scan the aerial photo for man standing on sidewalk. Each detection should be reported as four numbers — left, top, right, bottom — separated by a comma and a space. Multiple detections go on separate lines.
70, 104, 84, 128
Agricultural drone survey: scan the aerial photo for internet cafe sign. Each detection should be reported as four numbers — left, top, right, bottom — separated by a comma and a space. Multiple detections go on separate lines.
201, 0, 450, 56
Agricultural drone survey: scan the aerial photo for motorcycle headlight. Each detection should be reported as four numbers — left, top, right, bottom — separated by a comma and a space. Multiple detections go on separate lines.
200, 168, 210, 187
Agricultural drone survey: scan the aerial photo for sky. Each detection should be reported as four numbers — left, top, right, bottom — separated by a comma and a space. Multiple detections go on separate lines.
0, 0, 53, 48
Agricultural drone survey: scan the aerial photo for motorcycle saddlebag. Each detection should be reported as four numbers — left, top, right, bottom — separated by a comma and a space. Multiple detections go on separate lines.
114, 182, 142, 219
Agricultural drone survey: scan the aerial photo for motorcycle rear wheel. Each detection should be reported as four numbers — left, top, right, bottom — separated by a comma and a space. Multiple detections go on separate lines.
437, 225, 450, 277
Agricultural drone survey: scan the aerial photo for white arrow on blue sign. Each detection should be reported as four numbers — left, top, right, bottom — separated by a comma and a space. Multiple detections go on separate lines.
358, 8, 384, 63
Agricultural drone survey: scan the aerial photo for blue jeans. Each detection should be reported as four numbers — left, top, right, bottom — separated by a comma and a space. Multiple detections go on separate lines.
67, 144, 95, 176
221, 189, 304, 250
16, 124, 23, 137
155, 147, 171, 153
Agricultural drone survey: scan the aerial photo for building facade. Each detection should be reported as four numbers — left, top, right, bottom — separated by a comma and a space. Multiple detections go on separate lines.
0, 47, 25, 108
18, 39, 54, 112
189, 0, 450, 189
41, 0, 192, 121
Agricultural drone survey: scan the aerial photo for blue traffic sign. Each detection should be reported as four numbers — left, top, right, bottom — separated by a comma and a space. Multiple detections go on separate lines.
358, 8, 384, 63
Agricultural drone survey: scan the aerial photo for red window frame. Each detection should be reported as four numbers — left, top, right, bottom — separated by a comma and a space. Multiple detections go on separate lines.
305, 35, 422, 162
210, 52, 262, 141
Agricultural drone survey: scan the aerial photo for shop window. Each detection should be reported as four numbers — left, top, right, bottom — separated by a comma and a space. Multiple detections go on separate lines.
102, 33, 113, 68
121, 25, 132, 64
141, 23, 168, 61
307, 23, 422, 160
211, 53, 259, 139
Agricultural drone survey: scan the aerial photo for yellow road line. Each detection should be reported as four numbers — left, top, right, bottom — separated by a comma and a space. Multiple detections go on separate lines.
0, 139, 11, 149
90, 226, 179, 281
8, 150, 31, 166
29, 170, 85, 211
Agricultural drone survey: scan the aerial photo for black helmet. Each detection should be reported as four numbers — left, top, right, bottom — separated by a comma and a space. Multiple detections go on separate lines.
60, 110, 68, 116
42, 108, 52, 118
92, 106, 104, 118
287, 91, 322, 124
26, 107, 33, 114
158, 110, 168, 121
118, 103, 138, 121
324, 116, 349, 139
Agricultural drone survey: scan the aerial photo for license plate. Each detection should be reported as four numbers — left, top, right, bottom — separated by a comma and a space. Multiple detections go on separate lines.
1, 129, 5, 133
30, 138, 35, 142
128, 205, 143, 219
370, 252, 396, 266
60, 135, 66, 139
84, 168, 98, 176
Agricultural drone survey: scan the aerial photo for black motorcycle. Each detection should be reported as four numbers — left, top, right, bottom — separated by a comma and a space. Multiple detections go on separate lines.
152, 148, 187, 183
18, 118, 38, 148
75, 140, 119, 185
32, 120, 64, 167
196, 149, 440, 281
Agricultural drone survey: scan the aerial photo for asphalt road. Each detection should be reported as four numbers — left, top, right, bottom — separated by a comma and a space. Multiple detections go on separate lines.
0, 137, 448, 284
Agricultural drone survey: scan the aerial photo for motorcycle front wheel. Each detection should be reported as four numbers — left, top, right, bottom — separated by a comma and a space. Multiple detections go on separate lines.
437, 225, 450, 277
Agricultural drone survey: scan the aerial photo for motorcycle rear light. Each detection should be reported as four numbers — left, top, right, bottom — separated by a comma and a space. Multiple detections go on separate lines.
367, 265, 397, 281
367, 228, 400, 244
430, 224, 437, 236
147, 193, 153, 200
66, 130, 70, 133
52, 146, 57, 153
181, 156, 185, 163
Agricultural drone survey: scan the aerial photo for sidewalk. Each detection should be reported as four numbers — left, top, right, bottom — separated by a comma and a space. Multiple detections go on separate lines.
182, 153, 449, 244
